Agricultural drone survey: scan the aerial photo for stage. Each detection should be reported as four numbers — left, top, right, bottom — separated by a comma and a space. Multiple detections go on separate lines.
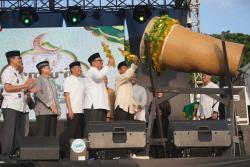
1, 157, 250, 167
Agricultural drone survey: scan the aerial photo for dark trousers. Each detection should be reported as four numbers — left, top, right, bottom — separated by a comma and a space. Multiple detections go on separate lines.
150, 117, 169, 158
67, 113, 85, 138
84, 109, 107, 122
114, 106, 134, 121
60, 113, 85, 158
83, 108, 107, 138
24, 112, 29, 136
36, 115, 57, 136
1, 108, 26, 156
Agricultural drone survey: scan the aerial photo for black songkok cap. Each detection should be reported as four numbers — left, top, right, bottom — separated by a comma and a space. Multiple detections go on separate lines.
88, 53, 101, 64
36, 61, 49, 70
117, 61, 127, 70
69, 61, 81, 69
5, 50, 20, 58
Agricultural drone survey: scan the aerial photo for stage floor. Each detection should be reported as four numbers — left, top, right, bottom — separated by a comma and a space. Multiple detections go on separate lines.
1, 157, 250, 167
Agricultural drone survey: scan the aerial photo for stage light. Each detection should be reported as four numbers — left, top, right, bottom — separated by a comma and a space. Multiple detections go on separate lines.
65, 6, 85, 26
133, 5, 152, 24
23, 17, 30, 24
72, 17, 77, 23
139, 16, 144, 21
19, 7, 39, 26
92, 9, 101, 20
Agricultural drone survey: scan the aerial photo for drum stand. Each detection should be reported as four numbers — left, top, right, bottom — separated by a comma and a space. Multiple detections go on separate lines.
143, 33, 242, 157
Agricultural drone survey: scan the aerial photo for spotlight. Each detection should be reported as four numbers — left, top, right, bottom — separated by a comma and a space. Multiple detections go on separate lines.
92, 9, 101, 20
133, 5, 152, 24
19, 7, 39, 26
65, 6, 85, 26
116, 8, 125, 19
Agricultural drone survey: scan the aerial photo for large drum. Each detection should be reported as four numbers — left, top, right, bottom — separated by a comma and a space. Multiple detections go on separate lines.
140, 16, 245, 76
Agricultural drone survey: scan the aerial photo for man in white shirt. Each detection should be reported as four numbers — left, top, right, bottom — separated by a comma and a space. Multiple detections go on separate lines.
130, 73, 147, 122
197, 74, 219, 120
1, 50, 35, 158
114, 59, 139, 120
84, 53, 114, 122
61, 61, 85, 158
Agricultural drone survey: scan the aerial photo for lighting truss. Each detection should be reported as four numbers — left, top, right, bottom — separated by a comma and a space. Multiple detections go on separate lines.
0, 0, 189, 11
187, 0, 200, 33
187, 0, 201, 93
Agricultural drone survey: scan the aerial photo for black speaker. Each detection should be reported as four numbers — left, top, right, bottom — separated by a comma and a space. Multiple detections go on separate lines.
170, 120, 231, 148
19, 137, 59, 160
87, 121, 146, 149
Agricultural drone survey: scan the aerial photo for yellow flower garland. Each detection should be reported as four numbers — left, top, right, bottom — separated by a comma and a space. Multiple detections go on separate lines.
101, 42, 115, 67
117, 48, 138, 62
147, 16, 179, 72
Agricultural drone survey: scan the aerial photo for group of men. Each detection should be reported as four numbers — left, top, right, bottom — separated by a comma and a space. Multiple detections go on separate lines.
0, 49, 220, 160
0, 50, 148, 159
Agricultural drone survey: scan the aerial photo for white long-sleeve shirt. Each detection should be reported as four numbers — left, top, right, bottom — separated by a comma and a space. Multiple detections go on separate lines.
84, 66, 110, 110
133, 84, 147, 121
115, 63, 138, 113
197, 81, 219, 119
